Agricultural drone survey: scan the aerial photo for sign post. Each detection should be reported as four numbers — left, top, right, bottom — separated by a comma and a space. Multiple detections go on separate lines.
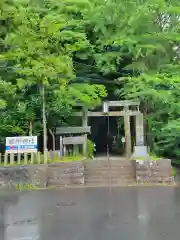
60, 136, 63, 159
6, 136, 38, 153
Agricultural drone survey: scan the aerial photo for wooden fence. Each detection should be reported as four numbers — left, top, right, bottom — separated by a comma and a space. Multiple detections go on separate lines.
0, 151, 62, 166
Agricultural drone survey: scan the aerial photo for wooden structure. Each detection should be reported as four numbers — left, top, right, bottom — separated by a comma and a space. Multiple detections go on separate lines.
56, 127, 91, 135
71, 100, 144, 158
55, 126, 91, 157
62, 135, 86, 156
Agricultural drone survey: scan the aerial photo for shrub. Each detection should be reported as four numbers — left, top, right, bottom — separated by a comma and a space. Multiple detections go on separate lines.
87, 139, 95, 158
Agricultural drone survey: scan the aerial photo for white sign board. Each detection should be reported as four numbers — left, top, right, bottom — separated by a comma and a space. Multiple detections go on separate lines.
6, 136, 38, 153
63, 136, 86, 145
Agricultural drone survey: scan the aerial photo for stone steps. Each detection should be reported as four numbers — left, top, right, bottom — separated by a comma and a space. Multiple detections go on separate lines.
84, 160, 136, 185
85, 179, 135, 186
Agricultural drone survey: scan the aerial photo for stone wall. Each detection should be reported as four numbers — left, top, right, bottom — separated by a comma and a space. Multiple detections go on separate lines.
0, 162, 84, 188
135, 159, 174, 184
0, 165, 47, 188
0, 159, 175, 188
47, 162, 84, 187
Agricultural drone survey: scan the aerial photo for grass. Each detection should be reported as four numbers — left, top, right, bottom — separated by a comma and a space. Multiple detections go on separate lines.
172, 167, 177, 177
15, 184, 56, 191
132, 152, 161, 161
47, 155, 85, 163
132, 156, 161, 161
149, 152, 161, 160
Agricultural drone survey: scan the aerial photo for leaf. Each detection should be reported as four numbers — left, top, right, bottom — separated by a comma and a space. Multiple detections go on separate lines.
0, 99, 7, 109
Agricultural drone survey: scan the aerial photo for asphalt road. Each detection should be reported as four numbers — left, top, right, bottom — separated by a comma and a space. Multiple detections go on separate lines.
0, 186, 180, 240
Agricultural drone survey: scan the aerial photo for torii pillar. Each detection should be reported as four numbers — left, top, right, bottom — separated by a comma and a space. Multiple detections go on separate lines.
132, 113, 149, 158
124, 106, 132, 159
82, 107, 88, 156
135, 113, 144, 146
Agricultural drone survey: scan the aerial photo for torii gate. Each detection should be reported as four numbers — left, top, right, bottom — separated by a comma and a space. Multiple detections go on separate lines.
73, 100, 145, 158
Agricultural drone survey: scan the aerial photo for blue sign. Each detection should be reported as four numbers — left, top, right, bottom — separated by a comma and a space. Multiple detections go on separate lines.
6, 136, 38, 153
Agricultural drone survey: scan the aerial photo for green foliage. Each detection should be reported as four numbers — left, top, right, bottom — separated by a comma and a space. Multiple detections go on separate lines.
1, 0, 180, 160
172, 167, 177, 177
87, 139, 95, 158
86, 0, 180, 159
115, 0, 180, 158
0, 0, 107, 146
47, 155, 84, 163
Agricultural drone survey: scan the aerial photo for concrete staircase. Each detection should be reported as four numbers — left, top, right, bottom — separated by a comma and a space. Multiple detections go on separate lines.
83, 159, 136, 186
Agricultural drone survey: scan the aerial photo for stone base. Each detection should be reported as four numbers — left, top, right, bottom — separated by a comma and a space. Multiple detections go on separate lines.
135, 159, 174, 185
131, 146, 149, 159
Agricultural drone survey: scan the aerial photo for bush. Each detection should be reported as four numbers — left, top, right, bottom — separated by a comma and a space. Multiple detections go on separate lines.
87, 139, 95, 158
172, 167, 177, 177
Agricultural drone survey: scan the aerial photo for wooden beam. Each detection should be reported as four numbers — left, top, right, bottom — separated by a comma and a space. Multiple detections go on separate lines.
72, 111, 140, 117
106, 100, 140, 107
56, 126, 91, 135
73, 100, 140, 107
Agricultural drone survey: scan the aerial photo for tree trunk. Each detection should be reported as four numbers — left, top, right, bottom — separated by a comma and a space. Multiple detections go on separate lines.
40, 83, 47, 163
49, 128, 55, 151
29, 120, 33, 136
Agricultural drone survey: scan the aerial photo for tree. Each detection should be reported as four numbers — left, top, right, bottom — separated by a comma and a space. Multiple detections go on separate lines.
82, 0, 180, 158
3, 0, 180, 160
0, 0, 106, 150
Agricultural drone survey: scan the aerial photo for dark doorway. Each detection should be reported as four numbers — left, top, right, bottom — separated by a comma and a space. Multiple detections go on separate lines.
96, 118, 107, 154
89, 116, 123, 155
